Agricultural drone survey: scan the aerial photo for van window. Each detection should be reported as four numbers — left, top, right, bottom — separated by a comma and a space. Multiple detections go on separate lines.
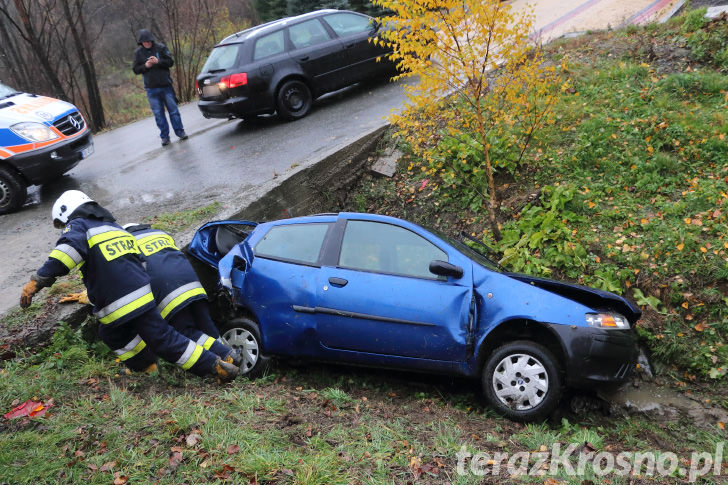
253, 30, 285, 60
0, 82, 19, 98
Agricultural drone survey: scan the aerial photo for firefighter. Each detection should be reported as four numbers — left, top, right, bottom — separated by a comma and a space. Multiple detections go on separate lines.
121, 223, 242, 367
19, 190, 238, 383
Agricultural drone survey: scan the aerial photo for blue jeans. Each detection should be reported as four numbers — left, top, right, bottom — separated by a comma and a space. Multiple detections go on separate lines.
146, 86, 185, 140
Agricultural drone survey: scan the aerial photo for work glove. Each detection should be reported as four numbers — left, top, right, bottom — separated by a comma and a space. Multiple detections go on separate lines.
213, 357, 239, 384
59, 289, 90, 305
19, 280, 40, 309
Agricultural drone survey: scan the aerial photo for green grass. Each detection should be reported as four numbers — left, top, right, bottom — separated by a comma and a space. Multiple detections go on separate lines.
146, 202, 222, 234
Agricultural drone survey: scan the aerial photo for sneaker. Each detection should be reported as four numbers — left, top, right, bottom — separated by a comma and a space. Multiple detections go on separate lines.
161, 138, 170, 146
177, 131, 188, 140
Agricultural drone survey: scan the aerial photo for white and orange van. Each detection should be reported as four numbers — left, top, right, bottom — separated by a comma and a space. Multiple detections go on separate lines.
0, 81, 93, 214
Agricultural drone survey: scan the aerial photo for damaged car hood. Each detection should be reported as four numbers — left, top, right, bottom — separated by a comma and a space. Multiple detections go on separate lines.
504, 273, 642, 323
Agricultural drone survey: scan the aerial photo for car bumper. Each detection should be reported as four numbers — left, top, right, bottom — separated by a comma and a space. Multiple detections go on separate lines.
548, 323, 637, 389
198, 96, 256, 119
10, 131, 93, 185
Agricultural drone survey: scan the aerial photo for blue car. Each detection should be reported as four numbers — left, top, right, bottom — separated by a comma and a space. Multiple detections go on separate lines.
188, 212, 640, 421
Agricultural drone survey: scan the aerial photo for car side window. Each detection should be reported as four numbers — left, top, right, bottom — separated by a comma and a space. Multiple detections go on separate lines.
254, 223, 330, 264
322, 12, 374, 37
288, 19, 332, 49
339, 220, 447, 278
253, 30, 285, 61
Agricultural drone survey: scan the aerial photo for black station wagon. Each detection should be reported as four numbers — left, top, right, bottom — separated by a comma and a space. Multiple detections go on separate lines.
196, 9, 397, 121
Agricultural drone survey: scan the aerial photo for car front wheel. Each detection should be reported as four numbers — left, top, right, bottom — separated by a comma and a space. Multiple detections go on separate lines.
0, 167, 27, 215
482, 340, 562, 422
219, 317, 269, 378
276, 80, 312, 121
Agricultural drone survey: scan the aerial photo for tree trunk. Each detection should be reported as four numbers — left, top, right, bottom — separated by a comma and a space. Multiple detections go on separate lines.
10, 0, 68, 100
59, 0, 105, 130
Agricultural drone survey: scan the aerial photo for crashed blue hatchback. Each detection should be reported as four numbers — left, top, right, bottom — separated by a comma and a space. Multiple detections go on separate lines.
188, 212, 640, 421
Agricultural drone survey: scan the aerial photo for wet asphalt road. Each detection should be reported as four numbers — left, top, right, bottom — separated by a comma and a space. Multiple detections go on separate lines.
0, 78, 410, 316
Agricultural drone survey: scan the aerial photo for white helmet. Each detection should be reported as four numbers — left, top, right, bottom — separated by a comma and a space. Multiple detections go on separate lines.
52, 190, 93, 226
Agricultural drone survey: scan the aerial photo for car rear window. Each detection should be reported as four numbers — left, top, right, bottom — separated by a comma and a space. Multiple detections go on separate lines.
201, 44, 241, 72
253, 30, 285, 60
254, 223, 330, 264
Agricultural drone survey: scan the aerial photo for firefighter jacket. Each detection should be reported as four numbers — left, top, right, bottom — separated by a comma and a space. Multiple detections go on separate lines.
36, 218, 155, 326
127, 226, 207, 320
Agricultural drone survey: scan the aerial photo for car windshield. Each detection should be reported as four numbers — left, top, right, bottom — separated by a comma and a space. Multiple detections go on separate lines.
0, 82, 20, 99
201, 44, 241, 72
429, 227, 503, 273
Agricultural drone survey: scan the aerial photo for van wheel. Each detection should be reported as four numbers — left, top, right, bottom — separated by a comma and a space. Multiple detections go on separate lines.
482, 340, 562, 422
219, 317, 269, 378
0, 167, 27, 215
276, 80, 312, 120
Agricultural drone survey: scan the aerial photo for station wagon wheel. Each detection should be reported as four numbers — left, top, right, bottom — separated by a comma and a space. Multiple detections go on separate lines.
219, 317, 269, 378
0, 167, 27, 215
482, 340, 561, 422
276, 80, 312, 121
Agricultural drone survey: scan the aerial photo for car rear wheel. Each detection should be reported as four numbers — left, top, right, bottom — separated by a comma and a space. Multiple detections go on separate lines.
482, 340, 562, 422
276, 80, 312, 121
219, 316, 269, 378
0, 167, 27, 215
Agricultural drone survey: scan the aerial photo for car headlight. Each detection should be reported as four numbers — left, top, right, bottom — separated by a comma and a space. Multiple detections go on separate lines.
11, 122, 59, 142
585, 312, 629, 329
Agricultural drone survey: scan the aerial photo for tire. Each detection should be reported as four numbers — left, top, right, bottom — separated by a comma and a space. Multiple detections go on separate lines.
276, 80, 312, 121
219, 316, 269, 378
482, 340, 562, 422
0, 167, 27, 215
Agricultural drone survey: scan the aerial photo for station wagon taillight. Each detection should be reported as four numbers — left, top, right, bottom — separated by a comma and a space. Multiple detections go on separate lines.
220, 73, 248, 89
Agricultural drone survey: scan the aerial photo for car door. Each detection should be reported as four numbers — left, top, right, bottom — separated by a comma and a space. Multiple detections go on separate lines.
320, 11, 390, 84
315, 217, 473, 362
287, 18, 345, 93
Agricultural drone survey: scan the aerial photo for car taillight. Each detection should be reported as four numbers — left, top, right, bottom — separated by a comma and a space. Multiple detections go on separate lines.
219, 73, 247, 89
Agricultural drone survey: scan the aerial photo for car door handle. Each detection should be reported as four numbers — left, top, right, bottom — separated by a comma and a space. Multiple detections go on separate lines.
328, 277, 348, 287
297, 55, 310, 61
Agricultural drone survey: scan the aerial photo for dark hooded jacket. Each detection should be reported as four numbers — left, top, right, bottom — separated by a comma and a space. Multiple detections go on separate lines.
132, 29, 175, 89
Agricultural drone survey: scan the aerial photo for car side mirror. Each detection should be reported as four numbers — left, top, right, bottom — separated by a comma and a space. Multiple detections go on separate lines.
429, 260, 463, 279
232, 255, 247, 272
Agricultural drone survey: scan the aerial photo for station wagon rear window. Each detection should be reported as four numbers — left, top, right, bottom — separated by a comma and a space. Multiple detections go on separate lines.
201, 44, 241, 72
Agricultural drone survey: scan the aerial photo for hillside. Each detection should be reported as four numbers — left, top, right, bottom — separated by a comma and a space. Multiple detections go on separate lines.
342, 6, 728, 387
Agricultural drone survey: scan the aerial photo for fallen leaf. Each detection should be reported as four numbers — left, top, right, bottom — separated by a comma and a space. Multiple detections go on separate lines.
100, 461, 116, 472
169, 451, 183, 471
186, 433, 202, 447
719, 422, 725, 430
694, 323, 708, 332
227, 444, 240, 455
113, 472, 128, 485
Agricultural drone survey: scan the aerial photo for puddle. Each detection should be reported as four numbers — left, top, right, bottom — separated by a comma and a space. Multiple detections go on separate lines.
601, 382, 728, 429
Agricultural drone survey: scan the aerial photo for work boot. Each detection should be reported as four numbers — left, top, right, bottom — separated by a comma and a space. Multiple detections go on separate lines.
143, 363, 158, 375
224, 349, 243, 367
213, 357, 239, 384
161, 137, 170, 146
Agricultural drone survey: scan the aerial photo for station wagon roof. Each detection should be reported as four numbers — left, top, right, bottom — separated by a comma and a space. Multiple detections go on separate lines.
217, 9, 341, 45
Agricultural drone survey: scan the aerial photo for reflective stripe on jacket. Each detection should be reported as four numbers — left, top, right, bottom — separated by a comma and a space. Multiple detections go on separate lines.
128, 227, 207, 320
37, 218, 156, 326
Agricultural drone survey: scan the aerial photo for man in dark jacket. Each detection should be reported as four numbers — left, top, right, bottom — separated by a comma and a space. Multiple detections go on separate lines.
132, 29, 187, 146
19, 190, 238, 383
